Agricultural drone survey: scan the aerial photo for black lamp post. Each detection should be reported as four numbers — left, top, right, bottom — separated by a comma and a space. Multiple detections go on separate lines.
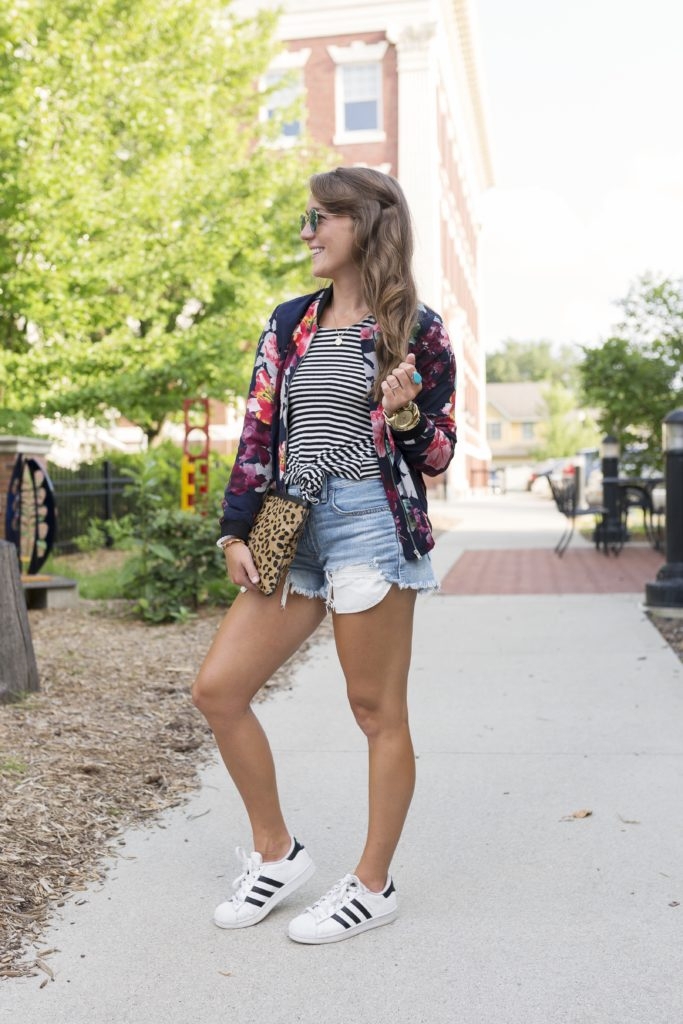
594, 434, 624, 552
646, 409, 683, 611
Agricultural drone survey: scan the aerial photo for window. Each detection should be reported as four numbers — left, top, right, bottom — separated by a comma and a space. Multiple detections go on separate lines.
341, 63, 381, 132
264, 70, 303, 141
487, 422, 502, 441
328, 40, 387, 145
521, 422, 535, 440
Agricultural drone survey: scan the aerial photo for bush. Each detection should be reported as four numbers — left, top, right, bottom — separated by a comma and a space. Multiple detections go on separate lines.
121, 507, 236, 622
90, 441, 182, 511
52, 444, 237, 620
92, 440, 235, 514
119, 451, 238, 622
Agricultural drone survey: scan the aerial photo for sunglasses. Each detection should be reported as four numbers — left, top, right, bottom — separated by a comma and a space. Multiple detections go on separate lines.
299, 208, 320, 233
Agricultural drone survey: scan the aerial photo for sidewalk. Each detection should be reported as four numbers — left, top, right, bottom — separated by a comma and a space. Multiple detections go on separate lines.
3, 492, 682, 1024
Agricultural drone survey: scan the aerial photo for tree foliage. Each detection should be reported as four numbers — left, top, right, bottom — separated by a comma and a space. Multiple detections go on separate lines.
579, 275, 683, 469
533, 384, 600, 461
486, 339, 580, 388
0, 0, 326, 439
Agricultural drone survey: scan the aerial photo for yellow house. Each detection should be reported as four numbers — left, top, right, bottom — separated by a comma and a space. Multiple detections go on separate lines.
486, 382, 547, 468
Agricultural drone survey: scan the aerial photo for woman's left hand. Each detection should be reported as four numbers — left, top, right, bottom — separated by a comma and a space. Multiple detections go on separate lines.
380, 352, 423, 415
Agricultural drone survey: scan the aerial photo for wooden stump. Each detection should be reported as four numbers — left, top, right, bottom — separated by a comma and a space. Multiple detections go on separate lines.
0, 540, 40, 702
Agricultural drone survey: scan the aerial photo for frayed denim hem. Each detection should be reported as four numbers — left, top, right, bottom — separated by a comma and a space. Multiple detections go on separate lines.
282, 560, 438, 613
280, 573, 328, 610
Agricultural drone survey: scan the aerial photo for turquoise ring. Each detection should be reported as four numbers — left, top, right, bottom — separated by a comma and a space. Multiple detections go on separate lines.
412, 370, 423, 385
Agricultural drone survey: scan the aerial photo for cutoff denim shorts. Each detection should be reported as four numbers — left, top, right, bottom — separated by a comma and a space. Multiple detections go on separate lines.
283, 475, 438, 614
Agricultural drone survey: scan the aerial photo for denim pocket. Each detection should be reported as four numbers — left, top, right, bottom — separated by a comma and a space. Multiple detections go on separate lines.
330, 481, 389, 517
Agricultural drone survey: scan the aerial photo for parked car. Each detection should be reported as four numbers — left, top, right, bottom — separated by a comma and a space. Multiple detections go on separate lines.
584, 445, 664, 508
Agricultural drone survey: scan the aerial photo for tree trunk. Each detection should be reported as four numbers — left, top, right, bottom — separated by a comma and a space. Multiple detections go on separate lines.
0, 540, 40, 703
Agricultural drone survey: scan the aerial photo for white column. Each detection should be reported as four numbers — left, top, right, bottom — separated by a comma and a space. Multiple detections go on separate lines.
391, 23, 441, 311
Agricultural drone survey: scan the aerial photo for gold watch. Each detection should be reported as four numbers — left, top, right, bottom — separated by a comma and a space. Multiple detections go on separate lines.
383, 401, 420, 431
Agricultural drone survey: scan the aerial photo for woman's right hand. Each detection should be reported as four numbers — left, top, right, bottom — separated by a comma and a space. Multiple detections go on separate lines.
224, 542, 261, 591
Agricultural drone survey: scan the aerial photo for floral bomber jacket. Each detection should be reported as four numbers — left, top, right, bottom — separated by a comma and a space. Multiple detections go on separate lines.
220, 286, 457, 560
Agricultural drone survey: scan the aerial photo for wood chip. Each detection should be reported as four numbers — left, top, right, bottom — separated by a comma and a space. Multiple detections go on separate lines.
1, 592, 324, 979
35, 958, 54, 980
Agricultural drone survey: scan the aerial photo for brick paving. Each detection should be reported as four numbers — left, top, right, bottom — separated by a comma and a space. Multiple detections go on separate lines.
440, 545, 665, 595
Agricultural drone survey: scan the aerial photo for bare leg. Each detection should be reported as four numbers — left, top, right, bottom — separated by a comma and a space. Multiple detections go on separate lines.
192, 584, 325, 860
332, 586, 417, 891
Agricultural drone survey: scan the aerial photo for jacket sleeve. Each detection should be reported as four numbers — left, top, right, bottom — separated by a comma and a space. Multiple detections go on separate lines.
390, 312, 457, 476
219, 310, 282, 539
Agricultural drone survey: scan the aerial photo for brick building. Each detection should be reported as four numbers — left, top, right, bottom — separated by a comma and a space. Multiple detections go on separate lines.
235, 0, 494, 492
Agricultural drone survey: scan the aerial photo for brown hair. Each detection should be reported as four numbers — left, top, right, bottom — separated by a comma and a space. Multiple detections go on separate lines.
309, 167, 418, 399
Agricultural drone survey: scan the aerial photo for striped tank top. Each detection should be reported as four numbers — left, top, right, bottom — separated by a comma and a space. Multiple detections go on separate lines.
284, 316, 381, 502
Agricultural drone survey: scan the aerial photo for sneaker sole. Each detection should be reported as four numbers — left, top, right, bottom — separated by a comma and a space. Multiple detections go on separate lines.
214, 859, 316, 930
288, 908, 398, 944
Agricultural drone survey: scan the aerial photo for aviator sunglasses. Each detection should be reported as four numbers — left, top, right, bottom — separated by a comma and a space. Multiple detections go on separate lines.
299, 208, 321, 233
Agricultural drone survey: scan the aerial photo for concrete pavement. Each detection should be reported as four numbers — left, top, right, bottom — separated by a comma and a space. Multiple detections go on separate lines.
3, 491, 682, 1024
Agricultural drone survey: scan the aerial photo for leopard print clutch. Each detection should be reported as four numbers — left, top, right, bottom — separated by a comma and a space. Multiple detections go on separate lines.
248, 492, 310, 596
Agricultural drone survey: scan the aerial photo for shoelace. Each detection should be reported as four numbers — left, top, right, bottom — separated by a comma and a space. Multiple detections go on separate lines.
229, 846, 262, 904
309, 874, 361, 923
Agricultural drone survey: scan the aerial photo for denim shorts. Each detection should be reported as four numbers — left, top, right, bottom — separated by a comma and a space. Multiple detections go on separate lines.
283, 475, 438, 614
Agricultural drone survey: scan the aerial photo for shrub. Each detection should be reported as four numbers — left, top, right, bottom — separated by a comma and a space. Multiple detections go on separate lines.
121, 507, 236, 622
120, 452, 237, 622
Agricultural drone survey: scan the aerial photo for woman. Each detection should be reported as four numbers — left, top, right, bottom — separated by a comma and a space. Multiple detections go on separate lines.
192, 166, 456, 944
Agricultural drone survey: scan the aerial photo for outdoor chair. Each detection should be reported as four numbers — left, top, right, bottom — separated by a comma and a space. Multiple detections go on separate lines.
619, 482, 663, 551
544, 473, 607, 557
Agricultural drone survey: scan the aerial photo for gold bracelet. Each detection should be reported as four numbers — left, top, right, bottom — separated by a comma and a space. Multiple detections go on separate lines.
216, 536, 246, 551
383, 401, 421, 432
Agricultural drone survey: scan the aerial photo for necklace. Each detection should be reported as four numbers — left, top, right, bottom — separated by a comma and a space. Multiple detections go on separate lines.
330, 306, 370, 346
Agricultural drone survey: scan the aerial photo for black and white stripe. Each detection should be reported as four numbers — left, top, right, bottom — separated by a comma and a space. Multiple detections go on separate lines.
244, 873, 285, 909
242, 839, 307, 908
330, 879, 396, 930
285, 319, 380, 501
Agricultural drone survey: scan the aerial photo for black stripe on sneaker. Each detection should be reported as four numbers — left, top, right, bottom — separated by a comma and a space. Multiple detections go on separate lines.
245, 895, 266, 907
383, 880, 396, 898
251, 885, 276, 898
258, 874, 284, 888
288, 838, 304, 860
331, 913, 352, 929
339, 905, 362, 924
351, 898, 373, 919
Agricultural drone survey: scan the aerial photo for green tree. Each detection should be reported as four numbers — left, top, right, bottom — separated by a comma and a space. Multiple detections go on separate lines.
1, 0, 326, 439
533, 383, 600, 460
486, 339, 580, 388
579, 275, 683, 469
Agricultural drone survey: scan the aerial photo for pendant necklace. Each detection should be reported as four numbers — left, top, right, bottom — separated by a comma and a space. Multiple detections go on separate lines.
330, 307, 369, 346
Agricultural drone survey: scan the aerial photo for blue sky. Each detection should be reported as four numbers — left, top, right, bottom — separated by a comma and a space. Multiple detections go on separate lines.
474, 0, 683, 351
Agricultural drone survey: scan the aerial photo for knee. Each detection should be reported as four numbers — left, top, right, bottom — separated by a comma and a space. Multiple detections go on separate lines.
191, 666, 246, 723
348, 693, 409, 740
191, 670, 217, 719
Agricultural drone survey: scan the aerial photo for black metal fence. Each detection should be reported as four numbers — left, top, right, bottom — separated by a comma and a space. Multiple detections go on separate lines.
47, 461, 134, 554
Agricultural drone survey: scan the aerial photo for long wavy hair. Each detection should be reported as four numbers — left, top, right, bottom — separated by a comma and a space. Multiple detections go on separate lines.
309, 167, 418, 399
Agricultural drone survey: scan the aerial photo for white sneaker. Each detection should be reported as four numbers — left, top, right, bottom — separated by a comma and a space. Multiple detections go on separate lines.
288, 873, 398, 944
214, 837, 315, 929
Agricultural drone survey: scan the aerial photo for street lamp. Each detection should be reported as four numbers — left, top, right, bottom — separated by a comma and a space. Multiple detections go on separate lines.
645, 409, 683, 612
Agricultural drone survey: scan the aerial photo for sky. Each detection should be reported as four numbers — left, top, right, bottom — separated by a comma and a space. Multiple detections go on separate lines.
474, 0, 683, 353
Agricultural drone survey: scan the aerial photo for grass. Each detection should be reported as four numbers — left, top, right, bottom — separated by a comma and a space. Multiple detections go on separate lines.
40, 546, 239, 608
41, 549, 131, 600
0, 757, 29, 776
579, 520, 653, 543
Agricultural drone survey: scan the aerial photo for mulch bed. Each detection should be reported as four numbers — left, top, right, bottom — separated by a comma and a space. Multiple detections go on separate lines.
0, 595, 317, 984
653, 615, 683, 667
